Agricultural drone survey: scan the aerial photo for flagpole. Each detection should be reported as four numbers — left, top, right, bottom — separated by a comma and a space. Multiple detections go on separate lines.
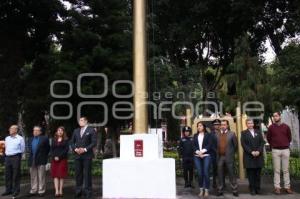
133, 0, 148, 134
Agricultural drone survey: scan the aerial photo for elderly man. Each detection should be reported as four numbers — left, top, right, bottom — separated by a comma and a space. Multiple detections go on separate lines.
2, 125, 25, 197
241, 119, 265, 195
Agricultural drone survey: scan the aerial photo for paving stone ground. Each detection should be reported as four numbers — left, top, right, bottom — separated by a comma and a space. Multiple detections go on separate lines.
1, 175, 300, 198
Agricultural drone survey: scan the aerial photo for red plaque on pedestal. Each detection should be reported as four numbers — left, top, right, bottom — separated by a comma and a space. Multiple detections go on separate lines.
134, 140, 143, 157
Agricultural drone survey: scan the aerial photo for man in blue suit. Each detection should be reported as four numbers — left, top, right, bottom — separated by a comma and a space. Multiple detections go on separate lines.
28, 126, 50, 197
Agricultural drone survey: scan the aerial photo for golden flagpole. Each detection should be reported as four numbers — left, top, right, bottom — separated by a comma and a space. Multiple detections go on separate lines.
236, 106, 245, 179
133, 0, 148, 134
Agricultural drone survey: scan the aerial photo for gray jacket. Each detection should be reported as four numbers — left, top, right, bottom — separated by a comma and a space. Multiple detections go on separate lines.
216, 130, 238, 163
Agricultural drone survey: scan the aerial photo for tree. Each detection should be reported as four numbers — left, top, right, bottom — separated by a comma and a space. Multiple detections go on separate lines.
270, 42, 300, 111
256, 0, 300, 56
149, 0, 267, 102
218, 34, 277, 122
49, 0, 133, 135
0, 0, 66, 135
147, 0, 300, 137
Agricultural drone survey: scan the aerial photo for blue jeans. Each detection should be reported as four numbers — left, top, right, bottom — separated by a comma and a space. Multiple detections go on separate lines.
194, 155, 211, 189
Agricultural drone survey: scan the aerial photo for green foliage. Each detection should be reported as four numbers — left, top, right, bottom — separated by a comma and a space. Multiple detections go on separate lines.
0, 0, 133, 136
48, 0, 133, 134
0, 0, 66, 134
270, 42, 300, 111
218, 34, 276, 122
148, 0, 300, 131
0, 0, 300, 138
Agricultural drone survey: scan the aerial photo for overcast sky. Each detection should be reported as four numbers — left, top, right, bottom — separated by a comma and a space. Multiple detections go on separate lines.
263, 39, 276, 63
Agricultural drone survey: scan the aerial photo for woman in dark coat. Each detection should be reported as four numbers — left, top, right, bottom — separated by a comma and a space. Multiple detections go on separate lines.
193, 122, 214, 197
50, 127, 69, 197
241, 119, 265, 195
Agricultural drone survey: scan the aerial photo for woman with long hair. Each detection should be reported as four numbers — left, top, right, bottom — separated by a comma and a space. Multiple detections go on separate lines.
50, 126, 69, 197
193, 121, 214, 197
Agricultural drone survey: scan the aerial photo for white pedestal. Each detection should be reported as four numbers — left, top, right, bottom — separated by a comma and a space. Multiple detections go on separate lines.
103, 158, 176, 199
102, 134, 176, 199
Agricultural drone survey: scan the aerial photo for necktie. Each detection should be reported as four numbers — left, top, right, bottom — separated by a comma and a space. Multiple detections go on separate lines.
250, 130, 255, 137
80, 128, 84, 137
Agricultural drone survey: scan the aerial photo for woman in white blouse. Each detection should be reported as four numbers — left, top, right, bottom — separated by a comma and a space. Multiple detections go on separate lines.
193, 121, 214, 197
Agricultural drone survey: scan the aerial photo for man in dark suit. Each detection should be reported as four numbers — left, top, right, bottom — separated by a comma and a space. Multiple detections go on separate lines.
216, 120, 238, 197
241, 119, 264, 195
28, 126, 50, 197
71, 117, 97, 198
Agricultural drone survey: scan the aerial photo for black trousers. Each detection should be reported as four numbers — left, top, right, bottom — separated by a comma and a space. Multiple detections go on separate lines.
246, 168, 261, 192
5, 154, 21, 194
182, 158, 193, 185
75, 158, 92, 196
211, 155, 217, 187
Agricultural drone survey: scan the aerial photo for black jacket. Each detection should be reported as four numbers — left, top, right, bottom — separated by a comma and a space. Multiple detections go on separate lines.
193, 132, 214, 156
210, 131, 218, 157
178, 136, 194, 159
241, 129, 265, 169
51, 139, 69, 160
70, 126, 97, 159
28, 135, 50, 167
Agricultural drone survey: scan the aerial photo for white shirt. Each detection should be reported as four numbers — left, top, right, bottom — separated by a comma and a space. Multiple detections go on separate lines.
249, 129, 255, 137
5, 134, 25, 156
80, 125, 88, 152
221, 129, 228, 134
196, 133, 208, 155
198, 133, 204, 150
80, 125, 88, 137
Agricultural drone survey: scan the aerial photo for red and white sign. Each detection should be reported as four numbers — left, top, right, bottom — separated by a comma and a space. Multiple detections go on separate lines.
134, 139, 143, 157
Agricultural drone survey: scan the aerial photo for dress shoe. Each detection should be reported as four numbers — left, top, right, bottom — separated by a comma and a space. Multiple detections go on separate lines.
75, 192, 82, 198
216, 192, 223, 196
250, 190, 256, 195
233, 192, 239, 197
38, 193, 45, 197
285, 188, 293, 194
274, 188, 281, 195
12, 192, 19, 197
255, 189, 261, 195
189, 183, 194, 188
1, 191, 12, 196
26, 193, 37, 197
